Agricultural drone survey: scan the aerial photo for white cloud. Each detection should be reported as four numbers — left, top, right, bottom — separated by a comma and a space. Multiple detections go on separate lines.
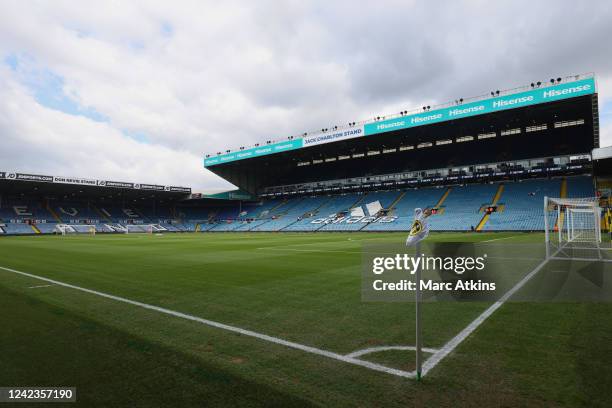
0, 0, 611, 192
0, 65, 231, 190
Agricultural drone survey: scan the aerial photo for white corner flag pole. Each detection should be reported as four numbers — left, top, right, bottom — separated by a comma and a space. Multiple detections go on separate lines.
406, 207, 428, 381
415, 240, 422, 381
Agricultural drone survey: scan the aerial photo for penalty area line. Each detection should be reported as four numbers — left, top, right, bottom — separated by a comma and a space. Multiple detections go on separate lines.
0, 265, 415, 379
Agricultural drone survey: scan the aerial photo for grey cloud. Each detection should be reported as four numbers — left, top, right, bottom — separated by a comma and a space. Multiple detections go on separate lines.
0, 0, 612, 192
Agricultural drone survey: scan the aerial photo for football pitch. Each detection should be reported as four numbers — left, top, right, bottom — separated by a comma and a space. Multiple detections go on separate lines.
1, 232, 611, 407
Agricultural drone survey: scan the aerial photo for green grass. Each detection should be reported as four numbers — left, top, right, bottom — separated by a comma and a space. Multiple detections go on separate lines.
0, 231, 611, 407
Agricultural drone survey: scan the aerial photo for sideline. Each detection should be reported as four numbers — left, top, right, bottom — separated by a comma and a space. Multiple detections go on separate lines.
0, 265, 416, 379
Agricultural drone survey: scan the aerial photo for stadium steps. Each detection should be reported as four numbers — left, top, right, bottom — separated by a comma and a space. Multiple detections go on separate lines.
210, 217, 252, 232
560, 177, 568, 198
273, 197, 306, 216
196, 222, 210, 231
31, 224, 41, 234
389, 191, 407, 209
244, 198, 305, 231
207, 223, 220, 231
246, 219, 271, 231
385, 191, 407, 216
47, 205, 63, 222
230, 200, 290, 231
132, 207, 150, 223
349, 194, 367, 209
278, 197, 333, 231
315, 194, 367, 231
222, 202, 284, 231
93, 205, 112, 222
349, 193, 369, 210
555, 178, 568, 232
207, 210, 219, 223
476, 184, 504, 231
354, 193, 401, 231
357, 220, 373, 231
492, 184, 505, 205
266, 199, 290, 215
434, 187, 452, 209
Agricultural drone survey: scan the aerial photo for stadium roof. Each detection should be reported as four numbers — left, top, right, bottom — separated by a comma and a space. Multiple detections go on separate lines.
205, 73, 595, 167
205, 74, 599, 194
0, 171, 191, 200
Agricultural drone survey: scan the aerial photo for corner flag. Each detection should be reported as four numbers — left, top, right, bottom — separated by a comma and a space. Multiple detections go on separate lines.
406, 208, 430, 247
405, 207, 430, 381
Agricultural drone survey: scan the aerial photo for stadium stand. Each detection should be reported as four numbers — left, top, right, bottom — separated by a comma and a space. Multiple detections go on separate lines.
0, 202, 54, 222
483, 179, 562, 231
1, 74, 604, 236
3, 75, 600, 236
428, 184, 498, 231
53, 203, 99, 222
36, 223, 59, 234
169, 176, 594, 233
3, 223, 36, 234
0, 176, 601, 235
566, 175, 595, 197
483, 176, 594, 231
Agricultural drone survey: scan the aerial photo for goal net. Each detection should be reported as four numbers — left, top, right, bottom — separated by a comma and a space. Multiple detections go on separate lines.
55, 224, 96, 236
544, 196, 609, 261
125, 224, 155, 234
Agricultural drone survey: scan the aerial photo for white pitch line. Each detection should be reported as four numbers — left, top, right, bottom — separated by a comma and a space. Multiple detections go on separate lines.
0, 265, 415, 379
257, 247, 362, 254
346, 345, 439, 358
479, 235, 521, 243
28, 284, 53, 289
485, 256, 543, 262
421, 252, 553, 377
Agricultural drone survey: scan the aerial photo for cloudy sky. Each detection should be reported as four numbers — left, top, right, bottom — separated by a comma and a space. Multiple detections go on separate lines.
1, 0, 611, 192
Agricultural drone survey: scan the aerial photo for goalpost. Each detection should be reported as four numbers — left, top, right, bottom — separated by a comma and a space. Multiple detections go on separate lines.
55, 224, 96, 236
125, 224, 155, 234
544, 196, 608, 261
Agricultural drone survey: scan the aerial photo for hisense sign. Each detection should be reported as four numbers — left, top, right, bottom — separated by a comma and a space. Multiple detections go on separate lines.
365, 77, 595, 135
